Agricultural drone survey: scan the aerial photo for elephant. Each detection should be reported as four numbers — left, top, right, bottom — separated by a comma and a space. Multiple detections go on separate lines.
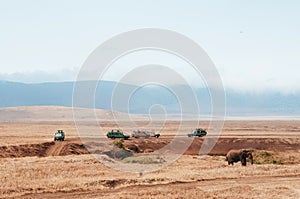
226, 149, 253, 166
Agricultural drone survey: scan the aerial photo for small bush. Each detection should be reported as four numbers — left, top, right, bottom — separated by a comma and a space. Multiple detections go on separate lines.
123, 156, 165, 164
112, 139, 124, 149
256, 161, 262, 165
253, 150, 293, 165
260, 151, 271, 157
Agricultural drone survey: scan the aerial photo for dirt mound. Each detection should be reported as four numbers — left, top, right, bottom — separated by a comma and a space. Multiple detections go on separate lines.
0, 142, 54, 158
0, 141, 89, 158
125, 137, 300, 156
124, 139, 168, 153
103, 148, 133, 159
205, 137, 300, 156
126, 144, 141, 153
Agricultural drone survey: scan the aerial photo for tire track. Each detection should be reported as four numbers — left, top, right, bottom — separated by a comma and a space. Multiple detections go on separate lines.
16, 174, 300, 199
45, 141, 67, 156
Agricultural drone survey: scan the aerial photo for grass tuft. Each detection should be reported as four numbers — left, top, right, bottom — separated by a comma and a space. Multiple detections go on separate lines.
123, 155, 165, 164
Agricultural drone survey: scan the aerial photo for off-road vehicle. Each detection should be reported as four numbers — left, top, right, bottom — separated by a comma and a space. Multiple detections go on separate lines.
132, 130, 160, 138
54, 130, 65, 141
187, 128, 207, 137
107, 129, 130, 140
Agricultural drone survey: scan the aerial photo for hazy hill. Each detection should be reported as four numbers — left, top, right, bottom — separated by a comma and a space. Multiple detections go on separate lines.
0, 106, 144, 122
0, 80, 299, 116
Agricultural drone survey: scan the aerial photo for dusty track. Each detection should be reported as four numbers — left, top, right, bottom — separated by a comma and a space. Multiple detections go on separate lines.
45, 141, 68, 156
16, 174, 300, 199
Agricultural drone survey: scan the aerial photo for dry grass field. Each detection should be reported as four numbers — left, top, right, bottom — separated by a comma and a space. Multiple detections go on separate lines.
0, 106, 300, 198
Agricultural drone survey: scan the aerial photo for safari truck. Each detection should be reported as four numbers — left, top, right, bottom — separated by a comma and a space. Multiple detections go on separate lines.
107, 129, 130, 140
54, 130, 65, 141
187, 128, 207, 137
132, 130, 160, 138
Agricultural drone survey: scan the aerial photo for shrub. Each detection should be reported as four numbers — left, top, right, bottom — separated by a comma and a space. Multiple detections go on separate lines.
112, 139, 124, 149
123, 155, 165, 164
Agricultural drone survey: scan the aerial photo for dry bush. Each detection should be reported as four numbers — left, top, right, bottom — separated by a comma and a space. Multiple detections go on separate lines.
123, 155, 165, 164
112, 139, 124, 149
253, 150, 300, 165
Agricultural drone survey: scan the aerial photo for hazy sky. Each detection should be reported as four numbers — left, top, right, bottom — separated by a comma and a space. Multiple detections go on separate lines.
0, 1, 299, 93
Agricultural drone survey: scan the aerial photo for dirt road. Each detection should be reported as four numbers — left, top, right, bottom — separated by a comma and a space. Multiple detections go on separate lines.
17, 174, 300, 199
45, 141, 68, 156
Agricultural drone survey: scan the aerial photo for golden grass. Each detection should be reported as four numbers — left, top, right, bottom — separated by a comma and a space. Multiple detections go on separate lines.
253, 150, 300, 165
123, 155, 166, 164
1, 154, 300, 198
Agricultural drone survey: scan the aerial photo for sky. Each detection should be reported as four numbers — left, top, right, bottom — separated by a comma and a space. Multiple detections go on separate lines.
0, 0, 300, 93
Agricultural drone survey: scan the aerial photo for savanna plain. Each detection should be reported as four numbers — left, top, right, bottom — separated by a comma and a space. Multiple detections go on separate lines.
0, 107, 300, 199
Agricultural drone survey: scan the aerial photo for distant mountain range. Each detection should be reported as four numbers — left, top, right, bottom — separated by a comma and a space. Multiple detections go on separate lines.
0, 80, 299, 116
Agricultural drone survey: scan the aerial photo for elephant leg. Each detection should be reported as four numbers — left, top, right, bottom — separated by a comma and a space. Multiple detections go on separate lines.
241, 157, 246, 166
240, 151, 248, 166
249, 153, 254, 165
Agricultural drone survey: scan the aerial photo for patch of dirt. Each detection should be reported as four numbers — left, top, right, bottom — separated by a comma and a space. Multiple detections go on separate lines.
103, 148, 133, 159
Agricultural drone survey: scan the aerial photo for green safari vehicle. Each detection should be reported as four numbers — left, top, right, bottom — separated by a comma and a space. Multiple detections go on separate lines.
54, 130, 65, 141
107, 129, 130, 140
188, 128, 207, 137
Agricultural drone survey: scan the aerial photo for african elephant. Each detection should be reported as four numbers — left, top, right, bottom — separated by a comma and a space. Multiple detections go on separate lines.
226, 149, 253, 166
